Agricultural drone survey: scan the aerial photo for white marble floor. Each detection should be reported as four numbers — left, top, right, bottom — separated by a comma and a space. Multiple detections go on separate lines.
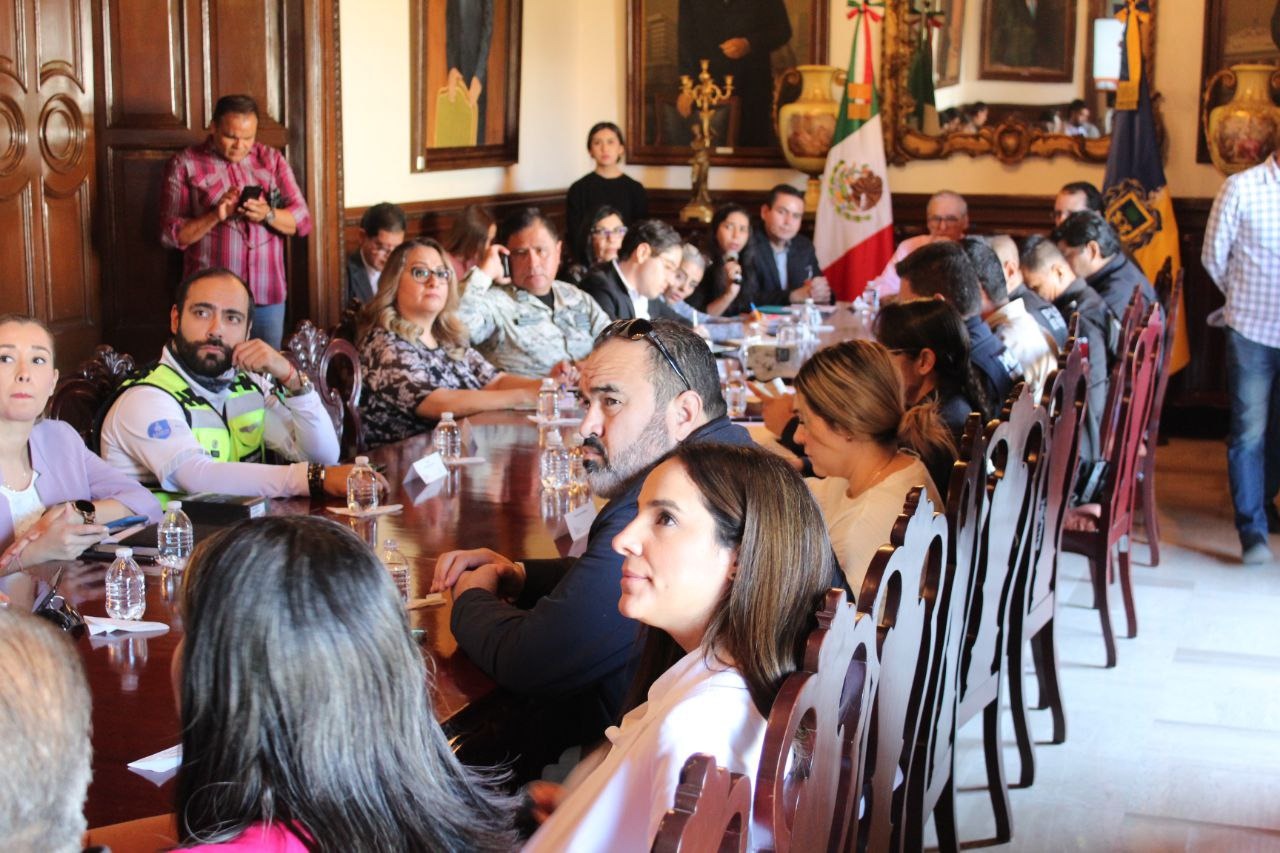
943, 437, 1280, 852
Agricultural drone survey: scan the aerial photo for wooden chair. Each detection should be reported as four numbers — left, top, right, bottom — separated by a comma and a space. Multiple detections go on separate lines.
284, 319, 366, 457
752, 589, 878, 853
1062, 306, 1165, 667
1006, 334, 1088, 788
48, 345, 137, 448
652, 755, 752, 853
1136, 267, 1183, 566
903, 413, 989, 853
855, 487, 950, 853
948, 384, 1047, 845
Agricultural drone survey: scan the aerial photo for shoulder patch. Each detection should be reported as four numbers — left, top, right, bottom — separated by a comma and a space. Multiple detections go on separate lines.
147, 420, 172, 439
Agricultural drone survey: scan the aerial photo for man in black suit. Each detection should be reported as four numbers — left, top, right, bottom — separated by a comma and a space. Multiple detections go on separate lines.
345, 202, 407, 306
579, 219, 691, 325
746, 183, 831, 305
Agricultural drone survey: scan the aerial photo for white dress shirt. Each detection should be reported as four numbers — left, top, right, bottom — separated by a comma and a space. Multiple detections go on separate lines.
612, 260, 650, 320
1203, 154, 1280, 348
524, 648, 766, 852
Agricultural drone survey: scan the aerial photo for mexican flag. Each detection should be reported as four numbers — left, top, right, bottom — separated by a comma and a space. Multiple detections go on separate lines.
814, 1, 894, 302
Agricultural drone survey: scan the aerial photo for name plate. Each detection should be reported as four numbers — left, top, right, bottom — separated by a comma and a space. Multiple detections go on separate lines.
565, 499, 599, 542
405, 451, 449, 488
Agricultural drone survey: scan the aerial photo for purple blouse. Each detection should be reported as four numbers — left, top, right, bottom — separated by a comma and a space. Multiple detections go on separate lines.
0, 419, 161, 547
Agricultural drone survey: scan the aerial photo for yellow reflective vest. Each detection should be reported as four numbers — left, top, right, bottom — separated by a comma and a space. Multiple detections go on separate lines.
121, 363, 266, 463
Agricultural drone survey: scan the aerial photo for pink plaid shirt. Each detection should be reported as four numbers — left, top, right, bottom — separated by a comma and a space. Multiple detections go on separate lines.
159, 140, 312, 306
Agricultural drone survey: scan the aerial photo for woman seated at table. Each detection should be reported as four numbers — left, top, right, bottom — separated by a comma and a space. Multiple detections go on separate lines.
793, 340, 949, 596
173, 515, 517, 850
0, 314, 160, 581
873, 298, 992, 447
444, 203, 496, 283
358, 238, 543, 447
660, 243, 705, 324
563, 206, 627, 284
524, 443, 834, 850
686, 204, 757, 317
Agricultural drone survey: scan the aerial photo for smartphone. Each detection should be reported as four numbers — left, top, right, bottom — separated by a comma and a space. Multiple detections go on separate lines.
105, 515, 149, 532
499, 252, 511, 280
237, 185, 264, 206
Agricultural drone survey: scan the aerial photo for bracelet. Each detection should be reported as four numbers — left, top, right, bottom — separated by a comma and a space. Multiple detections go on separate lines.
265, 207, 277, 225
307, 463, 326, 499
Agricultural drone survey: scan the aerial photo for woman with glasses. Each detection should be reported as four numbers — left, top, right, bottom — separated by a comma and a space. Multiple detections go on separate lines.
357, 239, 544, 446
793, 340, 950, 596
523, 443, 833, 850
566, 122, 648, 264
173, 515, 518, 850
563, 206, 628, 285
686, 203, 757, 316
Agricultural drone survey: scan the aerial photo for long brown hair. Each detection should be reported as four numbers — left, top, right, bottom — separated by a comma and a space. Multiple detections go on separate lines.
357, 238, 469, 353
623, 443, 834, 718
444, 205, 494, 270
795, 339, 957, 465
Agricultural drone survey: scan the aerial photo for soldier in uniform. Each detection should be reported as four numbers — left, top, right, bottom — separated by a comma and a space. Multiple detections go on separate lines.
459, 208, 611, 378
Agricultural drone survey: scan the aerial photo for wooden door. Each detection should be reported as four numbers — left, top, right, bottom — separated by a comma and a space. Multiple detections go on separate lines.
0, 0, 98, 369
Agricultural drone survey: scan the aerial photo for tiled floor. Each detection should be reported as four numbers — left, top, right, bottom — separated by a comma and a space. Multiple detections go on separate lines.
943, 438, 1280, 852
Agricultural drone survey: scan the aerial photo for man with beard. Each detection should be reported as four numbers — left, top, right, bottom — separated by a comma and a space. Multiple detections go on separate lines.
432, 319, 752, 764
100, 268, 363, 498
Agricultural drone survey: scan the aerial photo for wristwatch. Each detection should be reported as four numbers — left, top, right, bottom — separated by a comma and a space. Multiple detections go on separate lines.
284, 371, 313, 398
265, 207, 277, 225
72, 499, 96, 525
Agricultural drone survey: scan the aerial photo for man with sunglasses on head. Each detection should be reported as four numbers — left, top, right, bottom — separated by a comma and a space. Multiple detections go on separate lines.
432, 319, 751, 772
458, 207, 611, 378
100, 268, 369, 500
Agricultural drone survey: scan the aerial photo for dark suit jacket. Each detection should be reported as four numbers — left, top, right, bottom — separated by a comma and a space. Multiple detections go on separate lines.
579, 263, 691, 325
746, 227, 821, 305
346, 250, 374, 306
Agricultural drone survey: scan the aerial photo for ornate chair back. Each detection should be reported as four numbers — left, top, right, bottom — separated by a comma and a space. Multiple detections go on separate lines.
1138, 267, 1183, 565
48, 346, 137, 449
752, 590, 878, 853
855, 488, 949, 853
652, 755, 752, 853
285, 320, 366, 456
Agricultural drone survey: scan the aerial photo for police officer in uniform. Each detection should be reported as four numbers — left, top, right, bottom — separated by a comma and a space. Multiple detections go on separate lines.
100, 268, 366, 499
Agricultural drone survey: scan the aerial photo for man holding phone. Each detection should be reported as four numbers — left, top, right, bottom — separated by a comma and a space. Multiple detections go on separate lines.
159, 94, 312, 348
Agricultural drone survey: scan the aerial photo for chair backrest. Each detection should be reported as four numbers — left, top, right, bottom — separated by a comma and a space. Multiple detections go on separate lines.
1099, 306, 1164, 539
48, 345, 137, 448
1026, 334, 1089, 616
1145, 268, 1182, 447
652, 754, 752, 853
285, 320, 366, 456
958, 385, 1047, 710
855, 488, 950, 853
752, 590, 878, 853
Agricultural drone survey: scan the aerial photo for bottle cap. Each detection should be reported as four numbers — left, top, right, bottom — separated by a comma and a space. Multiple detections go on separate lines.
355, 455, 370, 465
168, 501, 182, 510
441, 411, 455, 421
545, 429, 564, 446
383, 538, 398, 550
541, 377, 556, 389
115, 547, 133, 558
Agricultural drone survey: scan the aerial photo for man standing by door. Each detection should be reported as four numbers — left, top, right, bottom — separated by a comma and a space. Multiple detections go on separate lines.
159, 94, 312, 349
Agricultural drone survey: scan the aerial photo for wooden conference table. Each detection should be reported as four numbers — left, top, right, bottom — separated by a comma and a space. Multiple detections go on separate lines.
70, 411, 582, 829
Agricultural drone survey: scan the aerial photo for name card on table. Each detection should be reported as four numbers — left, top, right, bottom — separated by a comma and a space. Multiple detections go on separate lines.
404, 451, 449, 488
565, 499, 599, 542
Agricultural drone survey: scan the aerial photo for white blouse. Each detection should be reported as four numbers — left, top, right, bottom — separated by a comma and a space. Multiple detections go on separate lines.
1, 469, 44, 539
808, 458, 941, 600
524, 648, 767, 852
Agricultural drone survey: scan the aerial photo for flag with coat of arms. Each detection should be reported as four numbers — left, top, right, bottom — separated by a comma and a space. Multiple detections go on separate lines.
814, 0, 894, 302
1102, 0, 1189, 373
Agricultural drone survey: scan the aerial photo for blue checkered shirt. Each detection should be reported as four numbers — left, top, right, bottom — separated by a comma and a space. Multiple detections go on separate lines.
1203, 155, 1280, 348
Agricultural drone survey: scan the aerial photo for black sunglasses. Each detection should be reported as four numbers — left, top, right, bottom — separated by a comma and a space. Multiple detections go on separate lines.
601, 318, 693, 392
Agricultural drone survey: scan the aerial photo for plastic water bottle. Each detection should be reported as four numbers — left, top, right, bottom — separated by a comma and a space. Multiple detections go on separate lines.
105, 547, 145, 621
381, 538, 410, 602
537, 377, 560, 422
156, 501, 194, 574
803, 297, 823, 337
567, 433, 590, 495
725, 370, 748, 419
346, 456, 379, 513
434, 412, 462, 461
540, 429, 571, 491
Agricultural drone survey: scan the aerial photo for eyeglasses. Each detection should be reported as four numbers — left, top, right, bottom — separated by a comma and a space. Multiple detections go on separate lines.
591, 226, 628, 239
408, 266, 451, 283
926, 214, 964, 225
600, 318, 693, 391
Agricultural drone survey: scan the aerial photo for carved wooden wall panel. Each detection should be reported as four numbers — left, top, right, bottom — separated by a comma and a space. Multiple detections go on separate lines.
102, 0, 188, 128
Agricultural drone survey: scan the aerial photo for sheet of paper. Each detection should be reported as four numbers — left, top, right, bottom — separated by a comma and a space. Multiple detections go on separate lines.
127, 744, 182, 786
404, 451, 449, 487
84, 616, 170, 636
325, 504, 404, 517
564, 500, 598, 542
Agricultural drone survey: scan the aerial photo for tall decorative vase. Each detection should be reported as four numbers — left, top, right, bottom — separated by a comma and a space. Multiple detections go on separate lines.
775, 65, 843, 211
1202, 63, 1280, 175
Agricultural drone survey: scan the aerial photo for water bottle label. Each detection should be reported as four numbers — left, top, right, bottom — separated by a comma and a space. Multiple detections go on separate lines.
405, 451, 449, 487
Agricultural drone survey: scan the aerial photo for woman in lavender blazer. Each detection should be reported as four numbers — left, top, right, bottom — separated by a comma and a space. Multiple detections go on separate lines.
0, 315, 160, 578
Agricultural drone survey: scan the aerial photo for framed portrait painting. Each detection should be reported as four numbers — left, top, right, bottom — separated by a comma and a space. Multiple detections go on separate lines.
409, 0, 523, 172
1197, 0, 1280, 164
626, 0, 829, 167
934, 0, 966, 88
979, 0, 1077, 83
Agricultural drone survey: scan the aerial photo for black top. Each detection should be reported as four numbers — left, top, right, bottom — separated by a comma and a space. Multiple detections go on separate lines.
687, 250, 760, 316
1010, 284, 1069, 349
565, 172, 649, 262
964, 313, 1023, 405
345, 250, 374, 306
449, 415, 754, 739
1053, 277, 1119, 481
745, 226, 822, 305
1086, 254, 1157, 320
578, 262, 691, 325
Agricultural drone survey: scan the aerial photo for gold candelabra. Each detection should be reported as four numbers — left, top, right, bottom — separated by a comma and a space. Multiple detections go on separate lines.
679, 59, 734, 223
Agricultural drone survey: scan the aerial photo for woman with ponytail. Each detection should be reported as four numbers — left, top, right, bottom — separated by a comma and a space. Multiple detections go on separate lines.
793, 340, 950, 596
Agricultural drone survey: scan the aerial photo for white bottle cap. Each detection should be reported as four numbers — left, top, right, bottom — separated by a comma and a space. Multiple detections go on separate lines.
115, 547, 133, 558
383, 538, 398, 550
355, 456, 370, 465
168, 501, 182, 510
541, 377, 556, 388
441, 412, 454, 421
545, 429, 564, 446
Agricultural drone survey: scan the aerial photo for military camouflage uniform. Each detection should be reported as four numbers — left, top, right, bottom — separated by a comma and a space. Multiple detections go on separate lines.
459, 270, 611, 377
